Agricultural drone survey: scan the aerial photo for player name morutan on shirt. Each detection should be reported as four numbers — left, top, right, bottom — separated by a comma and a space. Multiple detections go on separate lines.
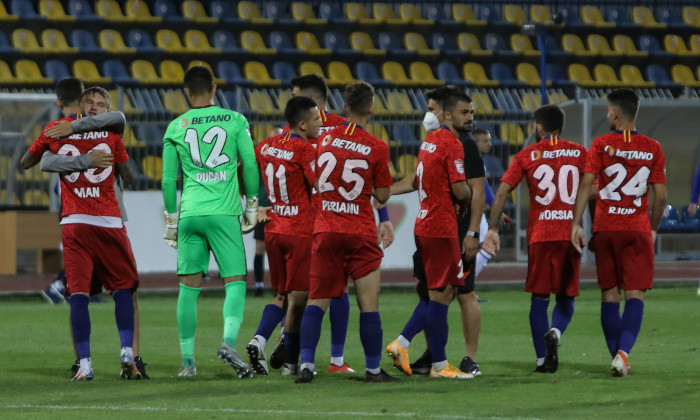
414, 127, 466, 239
585, 130, 666, 233
28, 115, 127, 219
501, 136, 588, 244
314, 122, 392, 237
162, 105, 253, 218
256, 132, 317, 237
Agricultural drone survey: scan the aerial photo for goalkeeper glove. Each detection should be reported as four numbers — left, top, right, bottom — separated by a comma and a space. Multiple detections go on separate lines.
163, 211, 179, 249
240, 197, 258, 234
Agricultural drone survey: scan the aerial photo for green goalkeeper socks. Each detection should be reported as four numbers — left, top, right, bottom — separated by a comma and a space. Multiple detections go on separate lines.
178, 283, 201, 367
223, 281, 246, 348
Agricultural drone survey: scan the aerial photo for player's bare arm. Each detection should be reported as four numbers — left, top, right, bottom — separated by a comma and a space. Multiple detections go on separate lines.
372, 186, 391, 204
649, 183, 667, 243
571, 172, 596, 253
464, 176, 485, 259
116, 161, 135, 185
390, 171, 417, 195
20, 150, 41, 170
483, 182, 515, 256
43, 120, 73, 138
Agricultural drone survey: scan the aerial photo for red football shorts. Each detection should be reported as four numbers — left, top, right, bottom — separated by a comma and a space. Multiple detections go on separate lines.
593, 230, 654, 291
309, 232, 383, 299
265, 233, 311, 294
62, 223, 139, 295
415, 235, 465, 290
526, 241, 580, 296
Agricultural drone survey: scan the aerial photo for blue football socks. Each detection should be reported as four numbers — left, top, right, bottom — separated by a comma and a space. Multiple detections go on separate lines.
530, 298, 550, 358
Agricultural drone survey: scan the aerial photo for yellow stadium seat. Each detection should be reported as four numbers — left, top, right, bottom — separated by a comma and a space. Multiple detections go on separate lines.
73, 60, 111, 84
504, 4, 527, 26
12, 29, 45, 53
159, 60, 185, 84
568, 63, 602, 88
0, 60, 20, 84
18, 164, 50, 182
184, 30, 221, 53
131, 60, 163, 84
156, 29, 187, 53
248, 90, 281, 116
296, 32, 331, 55
581, 6, 615, 28
241, 31, 276, 54
612, 35, 648, 57
398, 4, 433, 25
593, 64, 624, 87
385, 92, 421, 116
397, 154, 418, 179
561, 34, 596, 57
0, 190, 20, 205
187, 60, 225, 85
366, 124, 401, 148
0, 156, 12, 181
141, 156, 163, 181
41, 29, 79, 53
452, 4, 486, 25
671, 64, 700, 87
382, 61, 421, 86
345, 2, 381, 24
632, 6, 666, 28
238, 1, 273, 24
99, 30, 136, 54
299, 61, 326, 78
39, 0, 76, 21
23, 189, 50, 206
471, 91, 504, 117
327, 62, 355, 86
456, 33, 492, 56
372, 96, 389, 116
619, 65, 654, 88
516, 63, 549, 87
14, 60, 53, 84
124, 0, 161, 22
0, 2, 19, 21
372, 3, 404, 24
404, 33, 439, 56
95, 0, 130, 21
520, 92, 542, 112
463, 62, 499, 87
409, 62, 444, 87
244, 62, 282, 86
182, 0, 218, 23
122, 124, 146, 147
548, 92, 570, 105
530, 5, 551, 24
665, 34, 697, 56
291, 2, 326, 24
162, 89, 189, 115
682, 6, 700, 27
587, 34, 618, 57
500, 124, 524, 146
388, 160, 397, 178
511, 34, 540, 56
350, 32, 386, 56
109, 91, 144, 116
277, 90, 293, 109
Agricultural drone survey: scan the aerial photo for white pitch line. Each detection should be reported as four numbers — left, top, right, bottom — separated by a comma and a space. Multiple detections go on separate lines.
5, 404, 541, 420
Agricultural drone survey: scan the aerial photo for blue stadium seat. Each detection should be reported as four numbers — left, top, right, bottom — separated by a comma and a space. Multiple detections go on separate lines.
431, 33, 463, 57
557, 5, 581, 27
378, 31, 414, 58
11, 0, 46, 21
103, 59, 138, 85
682, 205, 700, 232
265, 1, 295, 24
425, 4, 457, 26
68, 0, 103, 22
406, 89, 427, 112
646, 64, 682, 89
659, 205, 681, 232
0, 31, 18, 54
479, 4, 508, 27
220, 90, 251, 114
212, 30, 245, 54
436, 61, 470, 86
606, 6, 636, 29
490, 63, 525, 87
44, 60, 70, 82
217, 61, 253, 86
541, 34, 571, 59
392, 124, 422, 148
638, 34, 674, 58
318, 1, 352, 24
355, 61, 391, 87
128, 29, 163, 54
323, 32, 359, 57
657, 6, 689, 30
272, 61, 296, 85
483, 154, 506, 180
544, 63, 576, 88
209, 0, 245, 24
154, 0, 188, 23
484, 33, 519, 58
269, 31, 304, 56
71, 29, 106, 54
136, 123, 165, 146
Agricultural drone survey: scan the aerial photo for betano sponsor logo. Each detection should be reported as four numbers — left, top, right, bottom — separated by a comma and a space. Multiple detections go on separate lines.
604, 146, 653, 160
531, 149, 580, 161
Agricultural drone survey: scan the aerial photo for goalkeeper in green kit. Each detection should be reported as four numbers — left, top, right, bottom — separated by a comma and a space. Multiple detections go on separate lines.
161, 66, 259, 378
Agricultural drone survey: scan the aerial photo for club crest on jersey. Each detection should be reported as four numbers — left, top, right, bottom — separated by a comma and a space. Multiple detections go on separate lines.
180, 118, 190, 128
260, 144, 269, 155
531, 150, 542, 161
322, 135, 332, 146
454, 159, 465, 174
605, 145, 616, 157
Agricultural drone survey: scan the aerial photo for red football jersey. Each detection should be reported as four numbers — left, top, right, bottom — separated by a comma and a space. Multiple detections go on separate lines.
314, 122, 392, 237
282, 110, 347, 147
585, 130, 666, 233
28, 115, 128, 218
414, 127, 466, 239
256, 132, 317, 237
501, 136, 588, 244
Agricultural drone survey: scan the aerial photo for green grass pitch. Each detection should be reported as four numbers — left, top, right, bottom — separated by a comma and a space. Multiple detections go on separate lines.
1, 285, 699, 419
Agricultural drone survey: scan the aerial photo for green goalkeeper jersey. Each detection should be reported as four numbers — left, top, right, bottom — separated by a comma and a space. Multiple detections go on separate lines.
162, 105, 258, 218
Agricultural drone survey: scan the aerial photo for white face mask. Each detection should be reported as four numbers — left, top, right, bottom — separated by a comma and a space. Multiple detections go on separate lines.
422, 111, 442, 132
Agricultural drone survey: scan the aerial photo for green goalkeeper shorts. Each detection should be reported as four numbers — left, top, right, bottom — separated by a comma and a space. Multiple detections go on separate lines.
177, 215, 247, 278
